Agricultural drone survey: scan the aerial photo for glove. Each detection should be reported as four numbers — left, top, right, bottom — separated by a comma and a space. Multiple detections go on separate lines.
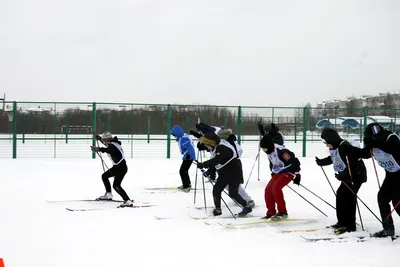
190, 130, 202, 139
185, 154, 190, 160
269, 123, 279, 135
257, 121, 265, 135
90, 146, 100, 153
196, 162, 204, 169
315, 157, 323, 166
205, 169, 216, 181
293, 173, 301, 185
197, 142, 208, 151
94, 134, 102, 141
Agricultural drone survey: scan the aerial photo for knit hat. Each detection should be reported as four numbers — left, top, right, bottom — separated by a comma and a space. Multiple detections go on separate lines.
217, 128, 233, 140
199, 132, 220, 147
260, 135, 274, 153
101, 131, 113, 142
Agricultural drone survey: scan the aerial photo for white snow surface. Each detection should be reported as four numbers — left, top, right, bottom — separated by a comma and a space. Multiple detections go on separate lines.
1, 153, 400, 267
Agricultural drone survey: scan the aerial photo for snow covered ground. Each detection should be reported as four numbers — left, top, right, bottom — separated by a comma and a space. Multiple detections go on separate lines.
1, 150, 400, 267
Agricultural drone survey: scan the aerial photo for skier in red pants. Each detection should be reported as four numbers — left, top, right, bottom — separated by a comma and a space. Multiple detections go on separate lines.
259, 135, 301, 220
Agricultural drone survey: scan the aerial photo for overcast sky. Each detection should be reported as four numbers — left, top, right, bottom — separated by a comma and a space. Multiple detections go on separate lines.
1, 0, 399, 107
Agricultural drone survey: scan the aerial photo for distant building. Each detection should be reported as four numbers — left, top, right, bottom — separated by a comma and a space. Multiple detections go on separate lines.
316, 92, 400, 117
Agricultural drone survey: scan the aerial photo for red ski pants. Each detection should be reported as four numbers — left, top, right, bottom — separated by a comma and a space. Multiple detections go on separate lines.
265, 172, 295, 216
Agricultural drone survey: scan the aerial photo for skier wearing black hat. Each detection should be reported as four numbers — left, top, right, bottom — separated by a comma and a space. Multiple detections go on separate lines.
357, 122, 400, 237
196, 132, 253, 217
259, 135, 301, 220
315, 127, 367, 234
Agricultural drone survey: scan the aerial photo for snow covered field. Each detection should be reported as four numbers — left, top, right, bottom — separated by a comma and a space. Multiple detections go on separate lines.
1, 149, 400, 267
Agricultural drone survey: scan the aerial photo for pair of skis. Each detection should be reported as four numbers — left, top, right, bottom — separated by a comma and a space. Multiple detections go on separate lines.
46, 199, 156, 212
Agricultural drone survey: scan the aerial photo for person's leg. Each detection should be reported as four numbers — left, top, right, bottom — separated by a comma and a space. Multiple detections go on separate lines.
101, 170, 113, 193
336, 183, 348, 227
112, 164, 130, 201
180, 160, 193, 188
98, 167, 115, 200
271, 173, 294, 214
213, 179, 227, 209
378, 178, 395, 232
237, 184, 252, 202
212, 179, 228, 215
337, 181, 357, 232
228, 183, 247, 207
265, 176, 277, 216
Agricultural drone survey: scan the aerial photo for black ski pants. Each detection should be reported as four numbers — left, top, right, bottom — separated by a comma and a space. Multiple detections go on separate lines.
378, 172, 400, 231
102, 161, 130, 201
180, 160, 193, 188
336, 180, 362, 230
212, 177, 247, 209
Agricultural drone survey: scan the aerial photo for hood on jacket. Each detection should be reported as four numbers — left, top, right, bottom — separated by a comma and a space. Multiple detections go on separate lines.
170, 125, 184, 139
196, 122, 216, 134
321, 127, 342, 149
199, 132, 220, 148
260, 135, 275, 154
364, 122, 384, 138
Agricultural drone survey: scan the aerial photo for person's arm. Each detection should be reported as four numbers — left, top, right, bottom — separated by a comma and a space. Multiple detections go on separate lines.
202, 146, 233, 169
315, 156, 333, 166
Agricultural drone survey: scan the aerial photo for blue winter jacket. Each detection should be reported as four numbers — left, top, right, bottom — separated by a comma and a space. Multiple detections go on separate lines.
170, 125, 196, 161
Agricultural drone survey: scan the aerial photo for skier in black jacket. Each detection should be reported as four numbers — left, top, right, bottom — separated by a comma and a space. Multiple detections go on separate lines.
357, 123, 400, 237
315, 127, 367, 234
91, 131, 133, 207
196, 132, 252, 217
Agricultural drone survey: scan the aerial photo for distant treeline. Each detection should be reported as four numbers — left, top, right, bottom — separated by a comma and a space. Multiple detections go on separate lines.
0, 105, 304, 135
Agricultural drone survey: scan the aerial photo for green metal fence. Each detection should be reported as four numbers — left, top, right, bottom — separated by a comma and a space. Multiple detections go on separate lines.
1, 101, 399, 158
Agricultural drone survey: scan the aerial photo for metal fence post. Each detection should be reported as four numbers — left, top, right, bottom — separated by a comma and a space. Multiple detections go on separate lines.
22, 113, 26, 144
147, 115, 151, 144
12, 101, 17, 159
53, 103, 57, 159
167, 104, 171, 159
237, 106, 242, 144
65, 113, 69, 144
302, 106, 307, 157
92, 102, 97, 159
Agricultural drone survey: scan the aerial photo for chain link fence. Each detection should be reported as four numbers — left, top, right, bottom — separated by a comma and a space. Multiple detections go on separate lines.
1, 101, 399, 158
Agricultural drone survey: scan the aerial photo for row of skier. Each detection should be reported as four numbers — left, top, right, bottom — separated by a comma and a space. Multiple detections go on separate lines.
89, 121, 400, 238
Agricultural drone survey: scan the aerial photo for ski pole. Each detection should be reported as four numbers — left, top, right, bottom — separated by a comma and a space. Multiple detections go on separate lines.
345, 156, 364, 231
257, 135, 261, 181
386, 199, 400, 221
193, 150, 200, 204
287, 184, 328, 217
300, 184, 336, 211
370, 149, 381, 189
244, 152, 260, 189
96, 139, 106, 172
95, 139, 112, 174
199, 153, 207, 211
320, 166, 336, 196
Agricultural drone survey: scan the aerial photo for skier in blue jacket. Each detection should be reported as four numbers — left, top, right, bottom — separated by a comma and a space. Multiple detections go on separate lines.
171, 125, 196, 192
